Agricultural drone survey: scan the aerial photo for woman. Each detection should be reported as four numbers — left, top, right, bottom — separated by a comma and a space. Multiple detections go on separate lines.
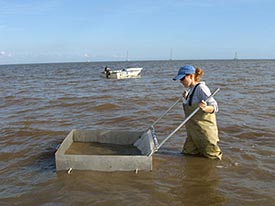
173, 65, 222, 160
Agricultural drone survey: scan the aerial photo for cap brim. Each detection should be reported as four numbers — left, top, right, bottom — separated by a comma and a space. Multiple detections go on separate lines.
173, 74, 185, 81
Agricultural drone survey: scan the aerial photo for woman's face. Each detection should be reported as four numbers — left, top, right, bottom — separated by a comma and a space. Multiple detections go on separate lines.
180, 74, 193, 88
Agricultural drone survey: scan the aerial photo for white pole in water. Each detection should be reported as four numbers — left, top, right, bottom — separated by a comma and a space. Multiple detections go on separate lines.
149, 88, 220, 156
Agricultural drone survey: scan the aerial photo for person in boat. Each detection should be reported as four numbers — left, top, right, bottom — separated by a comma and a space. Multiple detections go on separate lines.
173, 65, 222, 160
104, 66, 111, 78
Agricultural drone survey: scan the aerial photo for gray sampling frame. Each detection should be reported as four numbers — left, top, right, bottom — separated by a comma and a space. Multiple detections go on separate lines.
55, 129, 153, 172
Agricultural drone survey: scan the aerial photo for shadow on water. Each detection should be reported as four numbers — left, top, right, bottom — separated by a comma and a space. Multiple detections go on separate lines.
33, 144, 58, 173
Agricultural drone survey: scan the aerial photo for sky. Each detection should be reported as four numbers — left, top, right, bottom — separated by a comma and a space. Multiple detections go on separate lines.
0, 0, 275, 64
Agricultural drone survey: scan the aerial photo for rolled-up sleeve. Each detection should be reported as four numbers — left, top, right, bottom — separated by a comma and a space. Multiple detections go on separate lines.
197, 84, 219, 113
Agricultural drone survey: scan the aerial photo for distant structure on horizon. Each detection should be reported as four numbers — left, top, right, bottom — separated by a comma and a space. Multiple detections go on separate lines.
169, 48, 173, 61
126, 50, 129, 61
234, 52, 238, 60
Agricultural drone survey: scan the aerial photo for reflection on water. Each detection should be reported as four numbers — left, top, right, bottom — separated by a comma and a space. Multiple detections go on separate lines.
0, 60, 275, 205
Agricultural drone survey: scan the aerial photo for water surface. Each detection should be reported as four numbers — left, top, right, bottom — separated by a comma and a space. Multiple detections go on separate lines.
0, 60, 274, 205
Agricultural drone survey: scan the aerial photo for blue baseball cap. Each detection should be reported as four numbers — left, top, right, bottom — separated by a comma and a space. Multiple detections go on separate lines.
173, 65, 195, 80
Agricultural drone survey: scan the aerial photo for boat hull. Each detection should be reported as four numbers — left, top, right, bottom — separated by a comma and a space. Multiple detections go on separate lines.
101, 68, 143, 79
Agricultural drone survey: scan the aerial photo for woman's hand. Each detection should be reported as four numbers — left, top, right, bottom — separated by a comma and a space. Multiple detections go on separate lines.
199, 100, 214, 113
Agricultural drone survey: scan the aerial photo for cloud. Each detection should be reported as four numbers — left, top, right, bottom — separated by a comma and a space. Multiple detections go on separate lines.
0, 1, 61, 16
0, 51, 12, 57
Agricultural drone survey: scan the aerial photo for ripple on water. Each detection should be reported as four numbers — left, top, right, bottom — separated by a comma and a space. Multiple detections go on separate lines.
1, 60, 275, 205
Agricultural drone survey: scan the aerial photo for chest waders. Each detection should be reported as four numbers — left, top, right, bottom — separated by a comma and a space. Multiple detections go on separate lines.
134, 87, 222, 158
183, 87, 222, 160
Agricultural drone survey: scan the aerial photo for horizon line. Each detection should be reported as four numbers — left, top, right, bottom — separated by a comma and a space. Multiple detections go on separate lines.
1, 57, 275, 66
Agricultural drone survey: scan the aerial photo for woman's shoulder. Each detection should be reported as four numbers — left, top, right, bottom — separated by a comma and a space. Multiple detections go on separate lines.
197, 82, 211, 96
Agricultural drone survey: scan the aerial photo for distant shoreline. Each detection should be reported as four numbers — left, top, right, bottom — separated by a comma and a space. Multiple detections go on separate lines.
1, 58, 275, 66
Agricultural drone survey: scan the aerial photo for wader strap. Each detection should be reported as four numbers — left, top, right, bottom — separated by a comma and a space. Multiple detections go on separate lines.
188, 83, 200, 106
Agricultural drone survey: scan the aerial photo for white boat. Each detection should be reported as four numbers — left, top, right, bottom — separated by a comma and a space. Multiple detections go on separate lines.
101, 67, 143, 79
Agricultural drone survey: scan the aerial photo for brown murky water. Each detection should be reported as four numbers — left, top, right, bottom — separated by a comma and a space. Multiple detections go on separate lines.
1, 60, 274, 205
65, 142, 141, 155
